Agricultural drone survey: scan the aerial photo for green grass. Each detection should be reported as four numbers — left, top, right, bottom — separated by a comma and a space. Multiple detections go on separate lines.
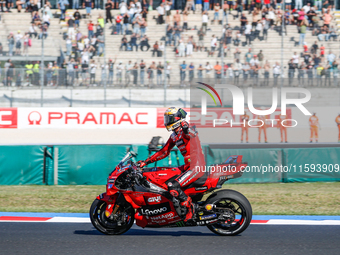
0, 182, 339, 215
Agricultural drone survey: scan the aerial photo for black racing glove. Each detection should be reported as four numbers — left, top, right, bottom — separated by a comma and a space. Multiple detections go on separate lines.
181, 121, 189, 134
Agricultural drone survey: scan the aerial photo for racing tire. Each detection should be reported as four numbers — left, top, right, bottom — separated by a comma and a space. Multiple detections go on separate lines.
206, 189, 252, 236
90, 199, 134, 235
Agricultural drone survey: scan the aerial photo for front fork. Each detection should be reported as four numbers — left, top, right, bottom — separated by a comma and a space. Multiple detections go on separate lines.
104, 193, 125, 218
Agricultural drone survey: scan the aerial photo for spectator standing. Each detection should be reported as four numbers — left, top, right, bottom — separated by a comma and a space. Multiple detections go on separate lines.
180, 61, 187, 86
314, 0, 322, 11
299, 18, 307, 45
197, 28, 205, 51
83, 0, 93, 18
244, 48, 253, 63
214, 61, 222, 82
205, 62, 213, 81
125, 60, 133, 85
166, 61, 171, 85
202, 11, 208, 32
234, 59, 242, 85
157, 62, 163, 85
106, 0, 113, 23
244, 21, 252, 45
273, 62, 281, 86
140, 18, 147, 37
243, 62, 250, 82
122, 12, 130, 34
182, 10, 188, 31
140, 60, 146, 86
263, 61, 270, 86
67, 15, 76, 40
288, 59, 297, 84
87, 20, 94, 39
203, 0, 209, 11
165, 1, 171, 24
96, 32, 104, 56
7, 33, 15, 56
115, 14, 123, 35
158, 42, 164, 57
189, 63, 195, 83
116, 61, 123, 85
148, 62, 156, 87
58, 0, 69, 20
108, 57, 116, 85
132, 62, 139, 86
133, 16, 141, 35
186, 37, 193, 56
67, 58, 75, 86
292, 52, 299, 65
197, 64, 204, 81
90, 60, 97, 85
73, 0, 80, 9
296, 0, 303, 9
257, 50, 264, 67
327, 51, 336, 65
81, 61, 89, 86
157, 3, 165, 24
178, 40, 185, 57
213, 3, 220, 23
15, 30, 23, 55
323, 10, 332, 28
173, 10, 181, 27
74, 9, 81, 27
66, 36, 72, 56
210, 35, 217, 56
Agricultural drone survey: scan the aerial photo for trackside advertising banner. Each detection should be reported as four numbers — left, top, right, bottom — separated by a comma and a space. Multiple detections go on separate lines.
0, 108, 156, 129
0, 107, 338, 129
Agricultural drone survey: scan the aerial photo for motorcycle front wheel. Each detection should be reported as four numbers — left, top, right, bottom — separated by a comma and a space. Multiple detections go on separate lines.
206, 190, 252, 236
89, 199, 134, 235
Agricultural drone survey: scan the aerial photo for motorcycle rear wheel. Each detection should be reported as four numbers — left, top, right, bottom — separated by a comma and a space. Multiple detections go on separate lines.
90, 199, 134, 235
206, 190, 252, 236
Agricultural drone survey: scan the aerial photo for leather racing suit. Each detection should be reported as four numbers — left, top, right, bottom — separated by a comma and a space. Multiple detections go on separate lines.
143, 121, 204, 220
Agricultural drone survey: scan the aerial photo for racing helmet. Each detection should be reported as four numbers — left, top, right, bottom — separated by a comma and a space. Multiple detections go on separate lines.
164, 107, 187, 132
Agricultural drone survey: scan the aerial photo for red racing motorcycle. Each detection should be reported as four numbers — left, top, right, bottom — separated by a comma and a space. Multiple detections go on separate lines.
90, 151, 252, 236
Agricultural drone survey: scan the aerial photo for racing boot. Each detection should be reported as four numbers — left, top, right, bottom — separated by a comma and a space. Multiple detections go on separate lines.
167, 181, 194, 222
180, 196, 195, 223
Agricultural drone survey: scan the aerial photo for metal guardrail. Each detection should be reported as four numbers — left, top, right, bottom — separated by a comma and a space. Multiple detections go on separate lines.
0, 68, 339, 88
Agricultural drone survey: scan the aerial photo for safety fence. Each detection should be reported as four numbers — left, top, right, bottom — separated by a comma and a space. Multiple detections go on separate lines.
0, 144, 339, 185
1, 68, 340, 88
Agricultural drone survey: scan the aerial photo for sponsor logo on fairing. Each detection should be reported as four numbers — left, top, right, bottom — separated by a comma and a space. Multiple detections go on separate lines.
195, 186, 208, 191
148, 196, 162, 203
178, 171, 192, 183
199, 214, 217, 220
149, 212, 174, 222
182, 172, 199, 186
140, 203, 171, 216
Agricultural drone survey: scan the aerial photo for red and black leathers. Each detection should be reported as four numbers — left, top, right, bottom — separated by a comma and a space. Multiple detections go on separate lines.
143, 121, 205, 221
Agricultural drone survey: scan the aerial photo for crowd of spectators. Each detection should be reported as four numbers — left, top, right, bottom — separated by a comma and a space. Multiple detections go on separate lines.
2, 0, 340, 88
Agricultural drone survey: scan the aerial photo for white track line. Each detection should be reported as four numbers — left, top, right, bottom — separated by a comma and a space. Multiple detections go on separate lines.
46, 217, 91, 223
265, 220, 340, 225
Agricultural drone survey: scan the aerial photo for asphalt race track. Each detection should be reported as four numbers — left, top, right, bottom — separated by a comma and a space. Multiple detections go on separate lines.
0, 223, 339, 255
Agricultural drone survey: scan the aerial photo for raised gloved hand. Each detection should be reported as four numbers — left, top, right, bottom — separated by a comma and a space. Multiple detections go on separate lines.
180, 121, 189, 134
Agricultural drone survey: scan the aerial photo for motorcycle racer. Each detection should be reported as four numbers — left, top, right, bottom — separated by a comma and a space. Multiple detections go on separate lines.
138, 107, 204, 222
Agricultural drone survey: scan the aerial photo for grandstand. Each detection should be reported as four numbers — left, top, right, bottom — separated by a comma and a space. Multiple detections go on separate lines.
0, 5, 339, 88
